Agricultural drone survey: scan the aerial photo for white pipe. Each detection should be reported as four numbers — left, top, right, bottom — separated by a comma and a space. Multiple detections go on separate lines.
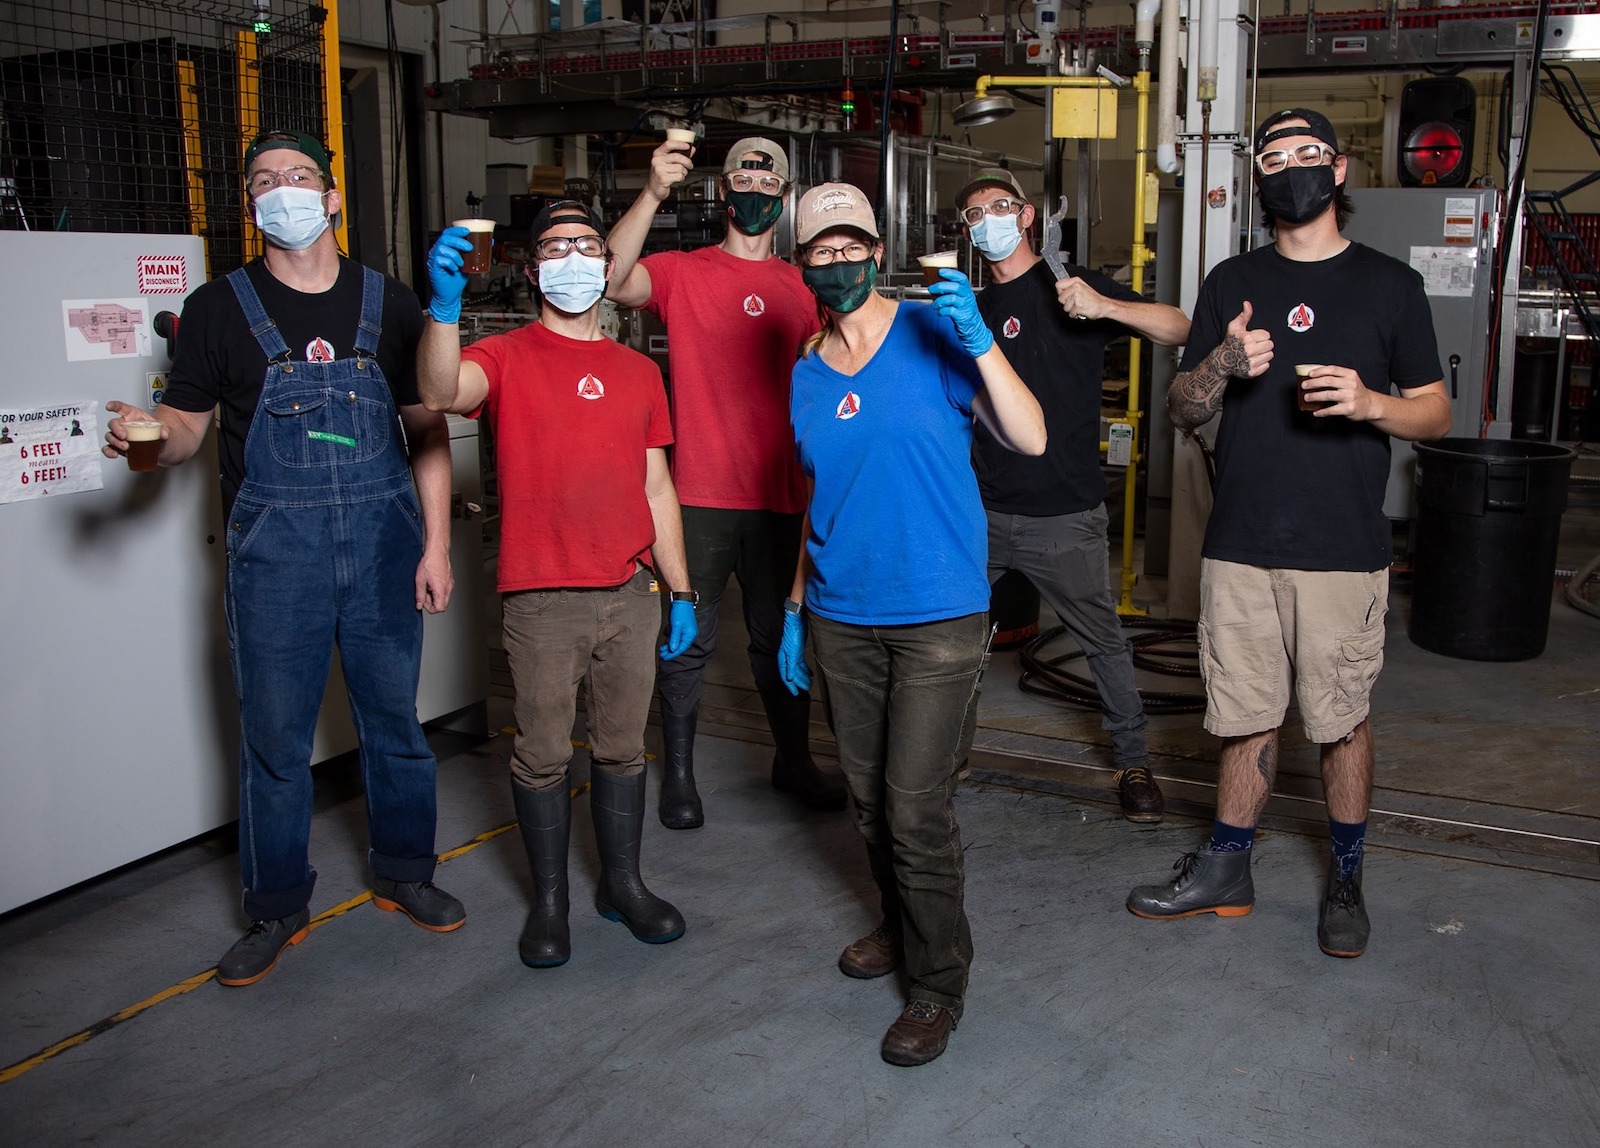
1156, 0, 1181, 173
1134, 0, 1160, 46
1197, 0, 1218, 103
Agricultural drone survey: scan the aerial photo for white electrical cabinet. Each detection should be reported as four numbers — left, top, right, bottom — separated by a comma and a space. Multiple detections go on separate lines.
0, 232, 487, 914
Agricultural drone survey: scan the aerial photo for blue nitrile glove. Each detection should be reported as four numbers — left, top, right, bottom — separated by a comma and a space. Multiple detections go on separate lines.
927, 268, 995, 358
778, 608, 813, 696
426, 226, 475, 325
660, 599, 698, 661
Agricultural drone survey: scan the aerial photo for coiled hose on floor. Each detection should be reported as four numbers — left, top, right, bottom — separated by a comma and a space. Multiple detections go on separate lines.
1017, 616, 1208, 715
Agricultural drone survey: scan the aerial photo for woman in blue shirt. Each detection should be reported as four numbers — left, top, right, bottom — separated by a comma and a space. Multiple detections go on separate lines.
778, 183, 1045, 1066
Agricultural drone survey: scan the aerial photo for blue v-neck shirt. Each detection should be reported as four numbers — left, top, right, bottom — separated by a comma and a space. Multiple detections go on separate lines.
790, 301, 989, 625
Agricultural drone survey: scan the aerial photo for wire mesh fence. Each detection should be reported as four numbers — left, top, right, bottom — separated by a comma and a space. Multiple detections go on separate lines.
0, 0, 327, 275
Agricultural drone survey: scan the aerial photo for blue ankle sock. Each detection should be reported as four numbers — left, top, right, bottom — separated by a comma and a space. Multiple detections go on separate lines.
1207, 819, 1256, 854
1329, 818, 1367, 879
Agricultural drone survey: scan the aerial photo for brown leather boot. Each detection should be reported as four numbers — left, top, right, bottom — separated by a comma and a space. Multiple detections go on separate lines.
881, 1000, 959, 1067
838, 922, 902, 979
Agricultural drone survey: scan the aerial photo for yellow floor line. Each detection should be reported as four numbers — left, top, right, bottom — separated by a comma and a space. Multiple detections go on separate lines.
0, 788, 576, 1086
0, 733, 640, 1085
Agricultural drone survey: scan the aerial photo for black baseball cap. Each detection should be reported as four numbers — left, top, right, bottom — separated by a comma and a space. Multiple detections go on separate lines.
244, 130, 334, 177
1254, 108, 1340, 156
529, 199, 606, 243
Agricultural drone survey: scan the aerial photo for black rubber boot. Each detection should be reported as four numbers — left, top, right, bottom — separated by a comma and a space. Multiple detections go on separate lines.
657, 709, 704, 830
1126, 849, 1255, 919
511, 779, 571, 968
590, 768, 686, 945
1318, 857, 1370, 958
757, 684, 848, 811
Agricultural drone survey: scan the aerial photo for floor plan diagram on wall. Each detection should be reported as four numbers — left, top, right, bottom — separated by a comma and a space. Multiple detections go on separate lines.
61, 298, 150, 361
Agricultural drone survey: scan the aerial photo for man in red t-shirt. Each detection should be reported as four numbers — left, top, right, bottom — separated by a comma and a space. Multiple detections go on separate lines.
418, 201, 698, 969
607, 134, 847, 829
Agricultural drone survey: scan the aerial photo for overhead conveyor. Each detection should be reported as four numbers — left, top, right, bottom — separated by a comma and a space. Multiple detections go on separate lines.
426, 2, 1600, 136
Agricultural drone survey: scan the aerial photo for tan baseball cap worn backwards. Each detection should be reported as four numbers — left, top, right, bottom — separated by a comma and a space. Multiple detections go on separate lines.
794, 183, 881, 245
722, 137, 791, 184
955, 167, 1027, 208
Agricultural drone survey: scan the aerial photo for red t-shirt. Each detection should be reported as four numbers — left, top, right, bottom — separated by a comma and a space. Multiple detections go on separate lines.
641, 246, 819, 513
462, 321, 673, 592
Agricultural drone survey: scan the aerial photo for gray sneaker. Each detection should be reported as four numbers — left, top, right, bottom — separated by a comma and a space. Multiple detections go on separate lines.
1127, 849, 1255, 919
371, 878, 466, 932
216, 909, 311, 987
1318, 859, 1370, 958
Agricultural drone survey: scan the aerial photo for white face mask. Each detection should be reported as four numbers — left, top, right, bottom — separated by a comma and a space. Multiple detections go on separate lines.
968, 212, 1023, 262
252, 186, 330, 251
538, 252, 608, 314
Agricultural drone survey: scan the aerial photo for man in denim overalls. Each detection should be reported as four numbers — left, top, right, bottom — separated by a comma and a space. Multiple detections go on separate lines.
105, 131, 463, 986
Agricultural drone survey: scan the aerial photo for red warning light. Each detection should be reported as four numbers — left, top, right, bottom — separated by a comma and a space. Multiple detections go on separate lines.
1402, 122, 1465, 185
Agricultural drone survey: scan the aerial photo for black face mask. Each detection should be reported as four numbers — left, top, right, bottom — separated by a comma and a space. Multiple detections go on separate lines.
726, 190, 785, 235
1258, 166, 1337, 225
802, 259, 878, 313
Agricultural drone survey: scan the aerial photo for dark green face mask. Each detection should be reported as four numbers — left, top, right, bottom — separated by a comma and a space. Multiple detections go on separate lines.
802, 258, 878, 313
726, 190, 785, 235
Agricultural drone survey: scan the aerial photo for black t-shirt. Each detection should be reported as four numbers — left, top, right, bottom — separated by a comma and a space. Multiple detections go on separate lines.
974, 260, 1142, 515
1179, 242, 1443, 571
162, 257, 424, 513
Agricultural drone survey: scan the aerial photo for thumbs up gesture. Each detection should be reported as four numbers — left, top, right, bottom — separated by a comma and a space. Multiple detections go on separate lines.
1219, 301, 1273, 379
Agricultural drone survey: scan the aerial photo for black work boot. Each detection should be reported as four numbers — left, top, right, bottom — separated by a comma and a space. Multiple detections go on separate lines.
511, 779, 571, 968
758, 684, 848, 811
658, 709, 704, 830
216, 909, 311, 987
1318, 857, 1370, 958
1114, 765, 1165, 824
1126, 849, 1255, 919
590, 767, 686, 945
370, 878, 466, 932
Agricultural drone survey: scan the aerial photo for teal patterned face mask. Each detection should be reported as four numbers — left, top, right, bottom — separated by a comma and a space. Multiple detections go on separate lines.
726, 190, 785, 235
802, 258, 878, 313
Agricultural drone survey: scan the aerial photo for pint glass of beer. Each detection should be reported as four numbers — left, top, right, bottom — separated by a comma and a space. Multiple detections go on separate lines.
123, 420, 163, 473
452, 218, 497, 275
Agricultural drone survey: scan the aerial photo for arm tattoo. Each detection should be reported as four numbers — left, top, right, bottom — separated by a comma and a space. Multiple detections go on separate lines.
1169, 334, 1249, 432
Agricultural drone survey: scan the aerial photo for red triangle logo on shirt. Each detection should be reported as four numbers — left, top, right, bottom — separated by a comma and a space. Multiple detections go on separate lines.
577, 374, 605, 400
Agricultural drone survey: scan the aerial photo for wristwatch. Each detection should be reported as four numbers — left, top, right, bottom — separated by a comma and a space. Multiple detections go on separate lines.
670, 590, 699, 605
783, 598, 803, 615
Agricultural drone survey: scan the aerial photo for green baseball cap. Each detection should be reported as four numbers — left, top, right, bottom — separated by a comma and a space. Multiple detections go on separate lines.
244, 130, 335, 178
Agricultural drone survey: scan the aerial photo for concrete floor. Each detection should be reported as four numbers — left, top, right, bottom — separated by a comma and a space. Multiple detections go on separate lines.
2, 458, 1596, 1145
1, 706, 1598, 1147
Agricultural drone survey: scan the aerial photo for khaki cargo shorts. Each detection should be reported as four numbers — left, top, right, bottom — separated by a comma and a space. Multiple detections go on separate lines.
1198, 559, 1389, 743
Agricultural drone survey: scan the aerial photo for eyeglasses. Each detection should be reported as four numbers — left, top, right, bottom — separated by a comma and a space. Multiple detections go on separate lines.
247, 166, 325, 195
536, 234, 608, 260
1254, 142, 1337, 176
959, 196, 1026, 226
727, 171, 786, 195
800, 241, 874, 267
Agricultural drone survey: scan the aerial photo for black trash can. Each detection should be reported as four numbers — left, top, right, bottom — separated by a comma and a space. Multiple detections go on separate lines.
1409, 438, 1577, 661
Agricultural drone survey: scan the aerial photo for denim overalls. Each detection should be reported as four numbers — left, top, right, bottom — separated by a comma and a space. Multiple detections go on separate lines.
225, 264, 437, 921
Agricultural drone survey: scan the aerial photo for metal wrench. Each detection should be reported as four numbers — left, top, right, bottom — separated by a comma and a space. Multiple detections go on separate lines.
1040, 194, 1069, 281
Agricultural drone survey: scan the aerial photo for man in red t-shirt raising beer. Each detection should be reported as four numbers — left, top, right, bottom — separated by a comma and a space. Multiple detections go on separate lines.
607, 135, 847, 829
419, 201, 698, 968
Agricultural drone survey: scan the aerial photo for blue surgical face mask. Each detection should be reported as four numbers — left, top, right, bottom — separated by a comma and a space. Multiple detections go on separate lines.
967, 212, 1023, 262
538, 252, 608, 314
252, 186, 330, 251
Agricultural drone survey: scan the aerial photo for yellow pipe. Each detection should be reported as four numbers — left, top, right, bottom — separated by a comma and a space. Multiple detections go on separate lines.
1117, 68, 1152, 617
235, 30, 261, 261
321, 0, 350, 255
973, 74, 1119, 99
